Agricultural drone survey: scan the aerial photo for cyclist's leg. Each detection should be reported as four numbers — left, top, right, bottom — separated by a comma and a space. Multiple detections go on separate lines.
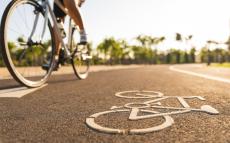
53, 25, 62, 56
42, 0, 65, 71
53, 1, 66, 69
51, 24, 63, 70
63, 0, 87, 43
53, 0, 65, 56
63, 0, 84, 30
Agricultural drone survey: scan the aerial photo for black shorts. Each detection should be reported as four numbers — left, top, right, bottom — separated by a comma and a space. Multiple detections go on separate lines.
53, 0, 66, 18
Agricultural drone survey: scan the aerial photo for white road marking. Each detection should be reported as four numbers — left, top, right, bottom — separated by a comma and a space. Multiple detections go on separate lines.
0, 84, 47, 98
86, 90, 219, 134
169, 66, 230, 84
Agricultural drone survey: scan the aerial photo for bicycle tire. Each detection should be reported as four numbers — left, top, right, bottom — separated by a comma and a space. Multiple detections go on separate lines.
0, 0, 55, 87
70, 28, 90, 80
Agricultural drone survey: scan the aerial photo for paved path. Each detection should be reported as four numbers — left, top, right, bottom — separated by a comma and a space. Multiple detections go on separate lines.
0, 65, 140, 79
0, 65, 229, 143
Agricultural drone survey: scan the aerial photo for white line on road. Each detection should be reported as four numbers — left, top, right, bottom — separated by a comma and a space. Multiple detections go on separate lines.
169, 66, 230, 84
0, 84, 47, 98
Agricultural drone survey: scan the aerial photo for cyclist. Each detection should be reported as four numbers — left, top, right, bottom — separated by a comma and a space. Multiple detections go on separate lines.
43, 0, 87, 71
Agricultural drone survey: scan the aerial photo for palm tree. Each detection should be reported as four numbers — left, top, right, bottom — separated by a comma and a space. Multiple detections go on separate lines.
97, 38, 113, 63
189, 48, 196, 63
176, 33, 182, 41
136, 35, 166, 64
175, 33, 194, 63
97, 37, 124, 65
136, 35, 150, 47
119, 40, 132, 64
151, 36, 165, 64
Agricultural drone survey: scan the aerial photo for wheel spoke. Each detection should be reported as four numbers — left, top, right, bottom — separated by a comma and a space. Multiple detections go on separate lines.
1, 0, 54, 87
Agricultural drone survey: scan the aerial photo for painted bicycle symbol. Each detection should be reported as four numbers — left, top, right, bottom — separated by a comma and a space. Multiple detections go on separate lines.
86, 90, 219, 134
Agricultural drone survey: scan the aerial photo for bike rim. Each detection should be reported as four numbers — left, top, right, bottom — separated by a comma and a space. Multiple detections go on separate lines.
71, 29, 90, 79
3, 0, 54, 86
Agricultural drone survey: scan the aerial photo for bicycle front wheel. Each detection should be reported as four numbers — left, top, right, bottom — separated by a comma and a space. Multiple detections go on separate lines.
0, 0, 55, 87
70, 28, 90, 80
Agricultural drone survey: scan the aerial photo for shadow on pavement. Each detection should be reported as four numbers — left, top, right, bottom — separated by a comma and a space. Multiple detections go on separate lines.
47, 74, 80, 84
0, 79, 22, 90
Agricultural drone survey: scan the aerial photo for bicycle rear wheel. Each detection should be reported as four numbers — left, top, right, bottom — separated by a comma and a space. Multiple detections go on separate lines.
70, 27, 90, 79
0, 0, 55, 87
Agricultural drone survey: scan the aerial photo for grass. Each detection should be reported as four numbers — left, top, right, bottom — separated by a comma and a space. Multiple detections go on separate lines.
211, 63, 230, 68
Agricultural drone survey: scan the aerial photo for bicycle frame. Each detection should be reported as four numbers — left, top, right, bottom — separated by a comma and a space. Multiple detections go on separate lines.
29, 0, 80, 58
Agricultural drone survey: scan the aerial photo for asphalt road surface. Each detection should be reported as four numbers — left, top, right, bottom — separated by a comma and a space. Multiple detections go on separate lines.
0, 65, 229, 143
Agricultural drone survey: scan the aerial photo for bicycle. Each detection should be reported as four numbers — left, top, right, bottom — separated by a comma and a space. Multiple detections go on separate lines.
0, 0, 91, 87
86, 90, 219, 134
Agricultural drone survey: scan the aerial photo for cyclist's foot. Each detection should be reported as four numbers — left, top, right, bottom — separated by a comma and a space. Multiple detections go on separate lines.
79, 30, 87, 45
42, 60, 60, 71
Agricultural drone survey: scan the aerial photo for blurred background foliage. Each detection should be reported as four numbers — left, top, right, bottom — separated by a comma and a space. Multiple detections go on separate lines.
1, 33, 230, 66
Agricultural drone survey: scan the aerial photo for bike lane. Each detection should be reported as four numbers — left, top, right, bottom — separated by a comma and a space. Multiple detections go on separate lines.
0, 65, 229, 143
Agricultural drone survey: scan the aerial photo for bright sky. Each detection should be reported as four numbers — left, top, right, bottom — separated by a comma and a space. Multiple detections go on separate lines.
1, 0, 230, 50
81, 0, 230, 50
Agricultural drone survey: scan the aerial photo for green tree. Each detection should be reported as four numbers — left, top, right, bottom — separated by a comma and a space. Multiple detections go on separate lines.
97, 38, 114, 63
135, 35, 165, 64
189, 48, 196, 63
97, 37, 124, 65
175, 33, 193, 63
